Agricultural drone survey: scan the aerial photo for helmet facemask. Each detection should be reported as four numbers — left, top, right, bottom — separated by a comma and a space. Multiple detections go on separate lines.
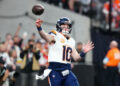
56, 17, 72, 35
60, 24, 71, 35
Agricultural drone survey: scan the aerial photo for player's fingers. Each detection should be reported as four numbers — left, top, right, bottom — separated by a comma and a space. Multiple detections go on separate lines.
36, 19, 40, 22
88, 41, 93, 45
87, 40, 90, 44
36, 21, 40, 25
86, 41, 91, 46
88, 42, 94, 46
91, 43, 94, 46
90, 47, 94, 50
36, 20, 40, 24
36, 21, 42, 25
88, 41, 94, 46
90, 45, 94, 49
37, 24, 41, 27
36, 19, 42, 22
36, 20, 43, 25
40, 20, 43, 23
36, 23, 41, 27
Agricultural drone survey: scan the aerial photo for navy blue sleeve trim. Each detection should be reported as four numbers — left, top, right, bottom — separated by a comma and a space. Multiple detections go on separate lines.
80, 51, 86, 59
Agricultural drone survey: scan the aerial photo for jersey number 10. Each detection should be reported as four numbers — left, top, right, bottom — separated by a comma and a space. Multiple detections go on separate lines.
63, 46, 72, 61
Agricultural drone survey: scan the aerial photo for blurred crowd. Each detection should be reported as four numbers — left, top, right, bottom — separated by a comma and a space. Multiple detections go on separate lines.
102, 0, 120, 29
40, 0, 98, 18
0, 24, 49, 86
40, 0, 120, 29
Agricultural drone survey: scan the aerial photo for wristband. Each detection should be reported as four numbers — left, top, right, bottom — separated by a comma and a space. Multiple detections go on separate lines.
37, 27, 42, 31
80, 51, 86, 58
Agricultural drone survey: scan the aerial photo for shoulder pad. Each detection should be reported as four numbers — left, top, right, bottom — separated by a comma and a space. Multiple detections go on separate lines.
49, 30, 57, 35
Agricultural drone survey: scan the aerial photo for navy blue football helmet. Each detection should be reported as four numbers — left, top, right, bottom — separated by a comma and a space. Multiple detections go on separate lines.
56, 17, 72, 33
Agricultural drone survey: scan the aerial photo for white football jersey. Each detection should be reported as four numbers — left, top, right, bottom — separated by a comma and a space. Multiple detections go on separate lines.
48, 30, 75, 64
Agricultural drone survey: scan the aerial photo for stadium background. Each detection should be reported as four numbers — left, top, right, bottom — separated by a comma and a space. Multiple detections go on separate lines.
0, 0, 120, 86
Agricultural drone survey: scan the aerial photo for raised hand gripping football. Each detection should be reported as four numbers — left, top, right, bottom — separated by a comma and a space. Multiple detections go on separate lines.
36, 19, 43, 28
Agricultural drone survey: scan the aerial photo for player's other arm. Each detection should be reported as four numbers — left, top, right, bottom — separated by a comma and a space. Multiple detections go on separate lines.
36, 19, 54, 43
71, 48, 81, 61
72, 41, 94, 61
71, 48, 86, 61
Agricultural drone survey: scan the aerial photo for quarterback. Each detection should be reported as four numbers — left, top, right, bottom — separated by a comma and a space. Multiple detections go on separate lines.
35, 17, 94, 86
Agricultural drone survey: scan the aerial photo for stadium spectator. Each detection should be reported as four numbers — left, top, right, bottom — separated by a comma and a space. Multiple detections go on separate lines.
0, 57, 9, 86
8, 49, 17, 71
80, 0, 91, 15
103, 0, 120, 29
63, 0, 96, 18
61, 0, 69, 9
13, 23, 28, 61
13, 24, 23, 59
0, 43, 11, 66
20, 39, 40, 86
68, 0, 81, 13
76, 42, 83, 53
36, 40, 48, 67
40, 0, 99, 18
4, 33, 13, 53
103, 40, 120, 86
8, 49, 18, 86
0, 43, 18, 86
31, 33, 36, 41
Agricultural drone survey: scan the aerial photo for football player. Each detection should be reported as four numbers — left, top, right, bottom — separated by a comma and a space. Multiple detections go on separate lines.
35, 17, 94, 86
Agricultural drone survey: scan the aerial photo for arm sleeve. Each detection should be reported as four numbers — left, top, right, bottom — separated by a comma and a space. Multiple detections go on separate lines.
103, 57, 109, 64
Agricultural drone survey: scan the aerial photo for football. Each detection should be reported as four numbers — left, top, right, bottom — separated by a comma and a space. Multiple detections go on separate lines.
32, 4, 44, 15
